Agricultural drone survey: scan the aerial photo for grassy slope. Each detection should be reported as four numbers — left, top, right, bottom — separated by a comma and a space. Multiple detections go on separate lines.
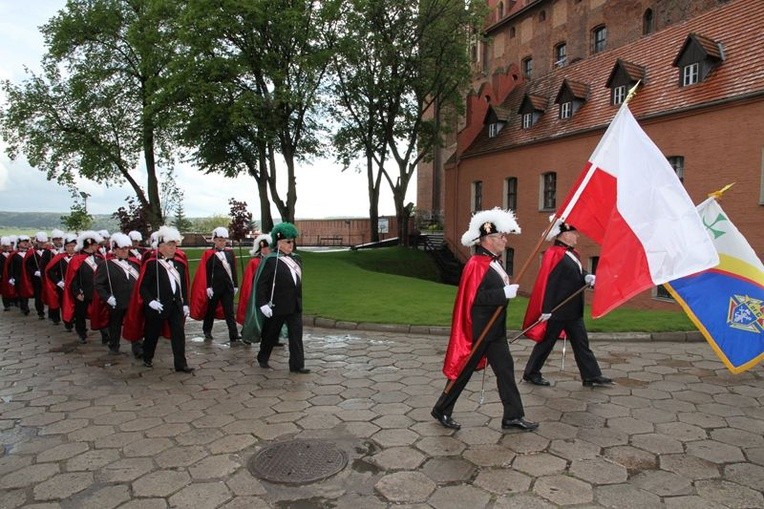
183, 246, 695, 332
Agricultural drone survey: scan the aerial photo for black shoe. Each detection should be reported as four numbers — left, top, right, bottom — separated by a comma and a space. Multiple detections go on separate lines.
22, 310, 30, 316
290, 368, 310, 374
143, 360, 153, 368
131, 344, 143, 359
203, 332, 213, 341
175, 366, 195, 373
108, 348, 120, 356
240, 338, 252, 345
52, 320, 60, 325
275, 342, 285, 347
583, 376, 614, 387
38, 314, 45, 320
79, 336, 87, 344
431, 408, 461, 430
523, 375, 551, 386
502, 417, 539, 431
65, 324, 73, 332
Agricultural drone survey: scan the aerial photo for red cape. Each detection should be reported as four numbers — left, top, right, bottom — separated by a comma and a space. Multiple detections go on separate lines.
6, 251, 33, 298
189, 249, 226, 320
43, 252, 71, 310
123, 254, 189, 342
236, 257, 261, 325
442, 255, 492, 380
522, 245, 568, 342
61, 253, 109, 329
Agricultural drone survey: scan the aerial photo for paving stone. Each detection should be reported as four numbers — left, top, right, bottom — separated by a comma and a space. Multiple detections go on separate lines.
420, 457, 475, 483
710, 427, 764, 448
73, 484, 131, 509
723, 462, 764, 491
602, 446, 657, 474
168, 481, 232, 509
686, 439, 745, 464
630, 470, 694, 497
677, 411, 727, 429
594, 483, 662, 508
501, 431, 551, 455
32, 472, 93, 501
371, 447, 426, 470
0, 463, 59, 489
694, 479, 764, 508
371, 429, 420, 448
474, 468, 532, 494
225, 469, 268, 497
548, 438, 600, 461
114, 498, 168, 509
427, 484, 491, 509
534, 475, 593, 505
512, 453, 567, 477
660, 454, 720, 479
66, 449, 121, 472
155, 445, 208, 468
630, 433, 684, 454
462, 444, 516, 467
493, 492, 557, 509
375, 471, 435, 503
132, 470, 191, 497
655, 422, 707, 442
663, 495, 727, 509
208, 434, 258, 454
36, 442, 90, 463
569, 457, 628, 484
188, 455, 240, 479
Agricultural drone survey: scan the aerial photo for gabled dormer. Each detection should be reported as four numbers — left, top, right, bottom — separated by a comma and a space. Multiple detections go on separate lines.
605, 59, 645, 105
518, 93, 547, 129
672, 33, 724, 87
554, 79, 588, 119
485, 105, 510, 138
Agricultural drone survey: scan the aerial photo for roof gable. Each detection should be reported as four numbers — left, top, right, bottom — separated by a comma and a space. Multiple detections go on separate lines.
554, 79, 589, 104
518, 94, 548, 113
673, 33, 724, 66
605, 59, 646, 88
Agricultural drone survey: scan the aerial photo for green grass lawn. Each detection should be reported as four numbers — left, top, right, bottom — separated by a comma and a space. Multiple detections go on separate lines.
183, 246, 696, 332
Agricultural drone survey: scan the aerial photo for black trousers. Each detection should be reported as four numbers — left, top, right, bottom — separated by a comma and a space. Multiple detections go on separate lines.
143, 301, 188, 370
108, 308, 127, 350
31, 279, 45, 317
2, 297, 14, 310
203, 290, 238, 340
524, 317, 602, 381
257, 312, 304, 371
74, 298, 90, 338
434, 337, 524, 421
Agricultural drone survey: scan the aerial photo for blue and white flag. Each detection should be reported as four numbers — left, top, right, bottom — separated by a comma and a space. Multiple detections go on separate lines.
664, 197, 763, 373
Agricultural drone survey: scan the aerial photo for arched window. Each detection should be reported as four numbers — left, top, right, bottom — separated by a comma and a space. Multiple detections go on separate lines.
643, 9, 654, 35
592, 25, 607, 54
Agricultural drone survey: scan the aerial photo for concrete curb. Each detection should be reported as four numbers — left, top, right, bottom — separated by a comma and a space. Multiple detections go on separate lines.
303, 315, 703, 342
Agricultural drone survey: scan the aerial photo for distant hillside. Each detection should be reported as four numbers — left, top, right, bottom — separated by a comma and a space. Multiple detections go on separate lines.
0, 211, 119, 232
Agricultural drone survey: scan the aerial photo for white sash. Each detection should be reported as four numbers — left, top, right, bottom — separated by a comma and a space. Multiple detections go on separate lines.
565, 251, 583, 273
280, 255, 302, 284
130, 249, 142, 261
215, 250, 234, 283
84, 256, 99, 272
113, 259, 139, 280
158, 258, 182, 293
489, 260, 510, 285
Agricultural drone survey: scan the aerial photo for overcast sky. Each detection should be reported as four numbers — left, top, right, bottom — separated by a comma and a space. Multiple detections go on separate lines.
0, 1, 414, 220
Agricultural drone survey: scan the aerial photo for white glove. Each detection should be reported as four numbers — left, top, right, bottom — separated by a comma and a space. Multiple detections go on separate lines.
34, 270, 41, 277
503, 284, 519, 299
260, 304, 273, 318
585, 274, 596, 287
148, 300, 164, 312
57, 281, 65, 289
206, 287, 213, 299
183, 305, 190, 318
234, 287, 239, 295
8, 278, 15, 286
540, 313, 552, 322
107, 296, 117, 308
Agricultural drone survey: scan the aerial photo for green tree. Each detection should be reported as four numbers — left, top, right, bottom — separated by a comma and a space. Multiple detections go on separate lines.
175, 0, 342, 229
332, 0, 483, 245
0, 0, 182, 228
172, 201, 193, 233
191, 215, 231, 235
60, 195, 93, 233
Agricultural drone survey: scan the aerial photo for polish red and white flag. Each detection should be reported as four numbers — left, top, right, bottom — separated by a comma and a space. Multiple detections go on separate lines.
557, 103, 718, 317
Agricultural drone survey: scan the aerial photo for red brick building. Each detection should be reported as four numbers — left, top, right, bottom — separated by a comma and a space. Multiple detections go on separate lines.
418, 0, 764, 310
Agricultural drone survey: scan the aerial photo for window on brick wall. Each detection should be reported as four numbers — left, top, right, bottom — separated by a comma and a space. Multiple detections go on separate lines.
655, 284, 674, 300
592, 25, 607, 54
472, 180, 483, 212
667, 156, 684, 183
505, 247, 515, 276
505, 177, 518, 211
523, 57, 533, 80
540, 172, 556, 210
643, 9, 654, 35
554, 42, 567, 67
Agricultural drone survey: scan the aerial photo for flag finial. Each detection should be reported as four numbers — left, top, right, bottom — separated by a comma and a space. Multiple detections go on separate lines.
624, 80, 642, 104
708, 183, 735, 200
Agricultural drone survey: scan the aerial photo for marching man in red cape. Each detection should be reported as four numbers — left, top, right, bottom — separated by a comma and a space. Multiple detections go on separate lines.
432, 208, 538, 432
63, 231, 109, 344
7, 234, 33, 316
521, 218, 613, 387
44, 233, 77, 328
190, 227, 240, 344
1, 236, 16, 311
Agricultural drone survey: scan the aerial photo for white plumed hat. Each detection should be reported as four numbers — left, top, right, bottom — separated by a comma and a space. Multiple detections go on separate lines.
250, 233, 272, 255
212, 227, 229, 239
76, 231, 104, 252
110, 233, 132, 249
128, 231, 143, 241
461, 208, 521, 247
156, 226, 183, 245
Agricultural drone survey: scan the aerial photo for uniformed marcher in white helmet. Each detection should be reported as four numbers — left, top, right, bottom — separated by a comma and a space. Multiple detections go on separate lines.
26, 232, 53, 320
44, 233, 77, 328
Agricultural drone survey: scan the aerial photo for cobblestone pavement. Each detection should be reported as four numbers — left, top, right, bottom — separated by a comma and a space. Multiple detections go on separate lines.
1, 311, 762, 509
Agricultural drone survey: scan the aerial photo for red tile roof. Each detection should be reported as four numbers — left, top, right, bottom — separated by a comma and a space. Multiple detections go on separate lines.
462, 0, 764, 159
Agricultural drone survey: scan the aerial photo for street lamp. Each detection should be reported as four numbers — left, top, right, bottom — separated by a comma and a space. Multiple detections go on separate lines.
79, 191, 90, 210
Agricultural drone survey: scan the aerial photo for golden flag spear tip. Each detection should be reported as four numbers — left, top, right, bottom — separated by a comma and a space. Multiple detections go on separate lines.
708, 182, 735, 200
624, 80, 642, 104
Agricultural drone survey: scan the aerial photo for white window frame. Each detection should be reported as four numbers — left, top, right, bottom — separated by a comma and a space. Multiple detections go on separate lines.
683, 62, 699, 86
560, 101, 572, 119
612, 85, 627, 105
522, 112, 533, 129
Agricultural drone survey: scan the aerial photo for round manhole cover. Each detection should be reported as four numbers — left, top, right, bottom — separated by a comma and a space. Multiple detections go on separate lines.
248, 439, 347, 484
